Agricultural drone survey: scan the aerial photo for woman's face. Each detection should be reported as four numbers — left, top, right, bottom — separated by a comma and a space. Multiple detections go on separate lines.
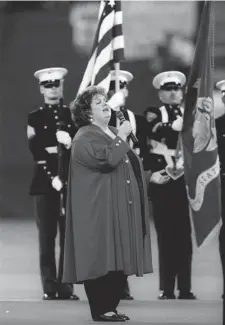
90, 93, 111, 125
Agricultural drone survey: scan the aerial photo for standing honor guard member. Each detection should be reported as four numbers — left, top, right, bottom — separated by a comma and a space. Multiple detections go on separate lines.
109, 70, 149, 160
27, 67, 79, 301
145, 71, 196, 300
215, 80, 225, 304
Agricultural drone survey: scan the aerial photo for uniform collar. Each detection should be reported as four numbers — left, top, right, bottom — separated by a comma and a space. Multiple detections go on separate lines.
44, 103, 60, 109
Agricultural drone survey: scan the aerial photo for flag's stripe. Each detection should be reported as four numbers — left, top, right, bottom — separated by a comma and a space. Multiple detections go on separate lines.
96, 27, 114, 59
94, 57, 113, 85
114, 10, 123, 25
98, 0, 105, 19
114, 48, 124, 62
113, 35, 124, 49
98, 10, 115, 41
112, 34, 124, 61
92, 42, 113, 83
96, 73, 112, 91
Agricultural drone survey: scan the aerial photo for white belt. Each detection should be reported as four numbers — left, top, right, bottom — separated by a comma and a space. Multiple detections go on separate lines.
37, 160, 46, 164
45, 146, 58, 154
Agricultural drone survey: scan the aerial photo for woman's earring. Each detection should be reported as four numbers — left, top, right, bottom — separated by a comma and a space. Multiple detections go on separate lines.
90, 117, 93, 122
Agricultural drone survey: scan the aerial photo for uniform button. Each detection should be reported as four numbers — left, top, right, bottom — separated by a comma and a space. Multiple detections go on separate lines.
127, 180, 130, 184
222, 134, 225, 137
54, 110, 57, 113
40, 107, 43, 110
125, 159, 129, 163
47, 171, 51, 175
43, 166, 47, 170
157, 158, 162, 162
49, 105, 52, 108
116, 143, 119, 146
44, 125, 47, 129
56, 122, 60, 126
68, 124, 71, 127
51, 176, 54, 180
55, 116, 59, 120
128, 200, 132, 204
118, 140, 121, 143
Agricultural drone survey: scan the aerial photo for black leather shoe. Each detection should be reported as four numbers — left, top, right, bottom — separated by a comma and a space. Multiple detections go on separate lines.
178, 292, 197, 300
57, 294, 80, 300
114, 310, 130, 320
43, 293, 57, 300
93, 313, 126, 322
121, 293, 134, 300
158, 292, 176, 300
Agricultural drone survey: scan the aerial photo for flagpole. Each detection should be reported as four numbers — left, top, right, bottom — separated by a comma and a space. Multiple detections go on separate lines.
114, 62, 120, 93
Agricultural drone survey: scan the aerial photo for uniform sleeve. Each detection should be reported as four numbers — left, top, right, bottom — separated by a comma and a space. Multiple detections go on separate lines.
142, 116, 164, 173
62, 106, 78, 144
27, 113, 57, 181
74, 134, 130, 172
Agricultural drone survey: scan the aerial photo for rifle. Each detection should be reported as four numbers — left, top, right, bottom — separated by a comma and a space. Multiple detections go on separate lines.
58, 97, 65, 217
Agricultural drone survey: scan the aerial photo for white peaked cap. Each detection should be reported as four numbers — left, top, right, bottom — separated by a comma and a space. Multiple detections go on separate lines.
110, 70, 134, 84
216, 80, 225, 92
34, 67, 68, 83
152, 71, 186, 89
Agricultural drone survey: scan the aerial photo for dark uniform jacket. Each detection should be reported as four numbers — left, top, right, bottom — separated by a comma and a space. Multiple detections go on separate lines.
143, 104, 184, 174
27, 103, 77, 195
109, 107, 149, 162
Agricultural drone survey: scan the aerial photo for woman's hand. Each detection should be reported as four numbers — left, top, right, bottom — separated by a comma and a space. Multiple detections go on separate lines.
117, 121, 133, 141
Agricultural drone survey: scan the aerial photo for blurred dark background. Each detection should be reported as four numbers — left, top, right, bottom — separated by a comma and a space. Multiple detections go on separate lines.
0, 1, 224, 219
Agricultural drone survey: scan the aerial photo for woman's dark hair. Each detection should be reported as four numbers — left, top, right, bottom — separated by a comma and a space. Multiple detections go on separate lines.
70, 86, 107, 128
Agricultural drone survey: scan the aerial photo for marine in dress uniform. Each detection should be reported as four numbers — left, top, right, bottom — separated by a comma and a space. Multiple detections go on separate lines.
108, 70, 149, 301
27, 67, 79, 301
215, 80, 225, 305
108, 70, 149, 162
145, 71, 196, 300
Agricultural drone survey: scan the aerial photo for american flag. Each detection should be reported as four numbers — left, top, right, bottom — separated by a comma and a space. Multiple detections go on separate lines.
77, 0, 125, 95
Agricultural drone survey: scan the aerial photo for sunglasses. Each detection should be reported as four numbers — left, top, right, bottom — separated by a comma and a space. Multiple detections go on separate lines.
162, 86, 180, 91
43, 80, 60, 89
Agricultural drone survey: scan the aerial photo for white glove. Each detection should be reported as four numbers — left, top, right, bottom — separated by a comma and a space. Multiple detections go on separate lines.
172, 115, 183, 131
56, 130, 72, 149
107, 91, 125, 111
150, 170, 170, 184
52, 176, 63, 191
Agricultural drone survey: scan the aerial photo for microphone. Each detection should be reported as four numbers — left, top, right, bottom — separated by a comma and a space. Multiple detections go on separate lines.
106, 91, 138, 145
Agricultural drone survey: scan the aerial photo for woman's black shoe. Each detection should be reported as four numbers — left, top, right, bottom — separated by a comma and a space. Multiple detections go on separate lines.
114, 310, 130, 320
93, 312, 126, 322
